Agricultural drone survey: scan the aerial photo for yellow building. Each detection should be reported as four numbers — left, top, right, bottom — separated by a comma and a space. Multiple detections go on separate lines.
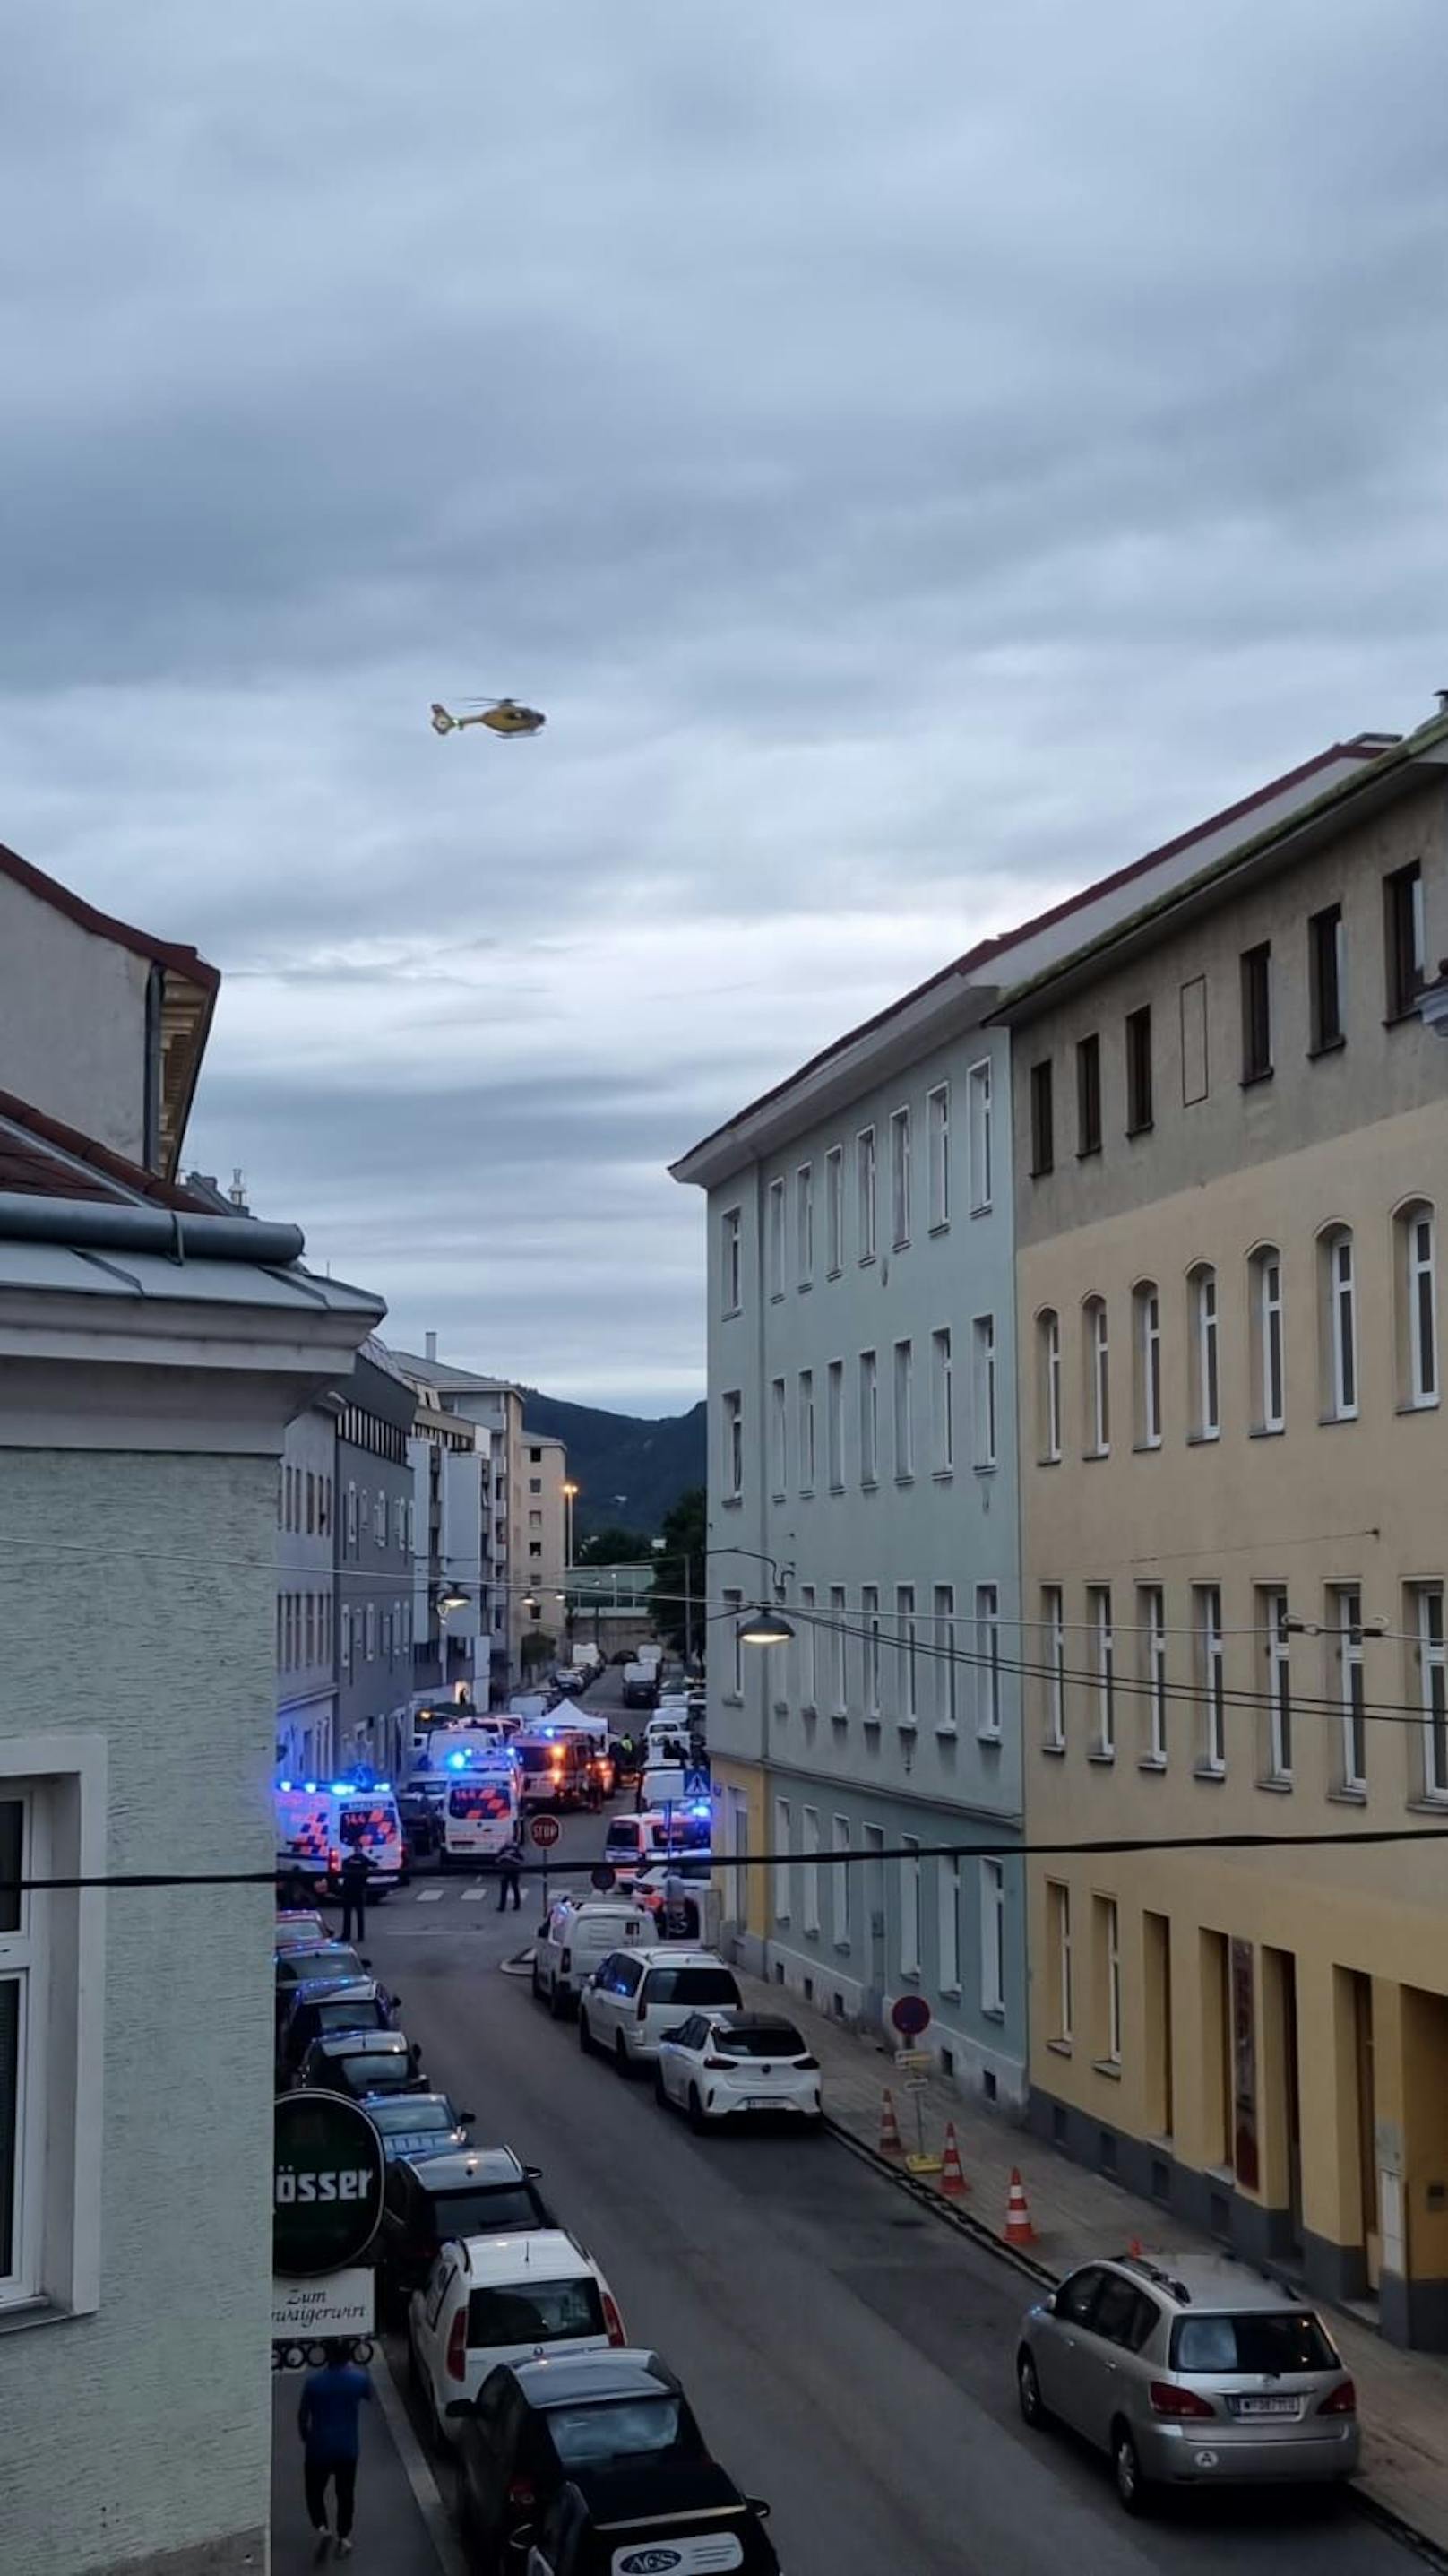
999, 711, 1448, 2347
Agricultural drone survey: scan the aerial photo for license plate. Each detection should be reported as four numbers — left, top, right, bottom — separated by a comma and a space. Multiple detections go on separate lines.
746, 2096, 781, 2111
1231, 2394, 1300, 2418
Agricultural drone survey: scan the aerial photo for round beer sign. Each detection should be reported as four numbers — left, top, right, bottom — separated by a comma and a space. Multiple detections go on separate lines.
273, 2092, 386, 2278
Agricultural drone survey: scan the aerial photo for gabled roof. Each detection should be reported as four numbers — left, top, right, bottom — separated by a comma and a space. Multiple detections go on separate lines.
0, 840, 219, 991
390, 1348, 520, 1396
0, 1088, 212, 1210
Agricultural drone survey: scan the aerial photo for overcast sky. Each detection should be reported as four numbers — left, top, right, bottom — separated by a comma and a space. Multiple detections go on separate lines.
5, 4, 1448, 1410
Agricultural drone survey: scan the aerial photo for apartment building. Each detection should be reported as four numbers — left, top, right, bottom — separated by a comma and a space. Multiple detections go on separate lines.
521, 1429, 569, 1633
997, 707, 1448, 2348
392, 1348, 566, 1692
335, 1340, 418, 1772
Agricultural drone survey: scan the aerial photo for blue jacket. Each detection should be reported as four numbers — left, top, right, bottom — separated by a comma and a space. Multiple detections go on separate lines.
298, 2364, 372, 2461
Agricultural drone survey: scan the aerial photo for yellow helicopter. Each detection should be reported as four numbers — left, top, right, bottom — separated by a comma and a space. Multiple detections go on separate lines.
429, 697, 546, 739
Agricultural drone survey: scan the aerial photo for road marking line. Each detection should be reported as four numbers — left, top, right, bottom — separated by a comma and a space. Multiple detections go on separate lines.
415, 1888, 444, 1903
375, 2342, 467, 2576
460, 1886, 487, 1901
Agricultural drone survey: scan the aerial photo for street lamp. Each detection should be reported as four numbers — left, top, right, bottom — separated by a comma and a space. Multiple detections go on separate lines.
562, 1480, 579, 1571
737, 1603, 795, 1647
436, 1581, 470, 1615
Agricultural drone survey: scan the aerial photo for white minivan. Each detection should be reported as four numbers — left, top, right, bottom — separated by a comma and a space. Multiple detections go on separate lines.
531, 1897, 646, 2017
577, 1947, 742, 2070
409, 2230, 624, 2449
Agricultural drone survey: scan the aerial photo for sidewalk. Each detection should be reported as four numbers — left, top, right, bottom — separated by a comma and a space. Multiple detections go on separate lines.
271, 2360, 463, 2576
735, 1964, 1448, 2560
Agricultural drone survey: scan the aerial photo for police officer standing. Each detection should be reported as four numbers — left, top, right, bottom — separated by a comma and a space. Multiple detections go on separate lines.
337, 1836, 374, 1943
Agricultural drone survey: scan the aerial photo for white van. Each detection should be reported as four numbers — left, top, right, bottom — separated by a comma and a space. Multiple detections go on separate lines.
438, 1758, 520, 1871
531, 1897, 647, 2016
602, 1811, 671, 1878
274, 1776, 405, 1894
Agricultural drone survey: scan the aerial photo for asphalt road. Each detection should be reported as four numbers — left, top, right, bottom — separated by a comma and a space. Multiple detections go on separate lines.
359, 1781, 1416, 2576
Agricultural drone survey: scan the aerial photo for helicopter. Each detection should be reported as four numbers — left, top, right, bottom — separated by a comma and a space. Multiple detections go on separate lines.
429, 697, 546, 739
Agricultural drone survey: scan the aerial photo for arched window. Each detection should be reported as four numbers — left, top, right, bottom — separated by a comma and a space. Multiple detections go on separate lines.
1248, 1246, 1284, 1433
1396, 1200, 1438, 1410
1083, 1296, 1110, 1457
1037, 1309, 1062, 1462
1317, 1226, 1358, 1422
1133, 1282, 1162, 1448
1187, 1263, 1220, 1439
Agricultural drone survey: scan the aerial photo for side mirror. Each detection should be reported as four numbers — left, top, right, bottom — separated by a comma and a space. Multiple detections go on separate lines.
659, 2026, 687, 2044
444, 2399, 475, 2419
361, 1957, 373, 1969
1040, 2291, 1057, 2315
459, 2111, 477, 2126
747, 2500, 771, 2522
392, 1997, 403, 2012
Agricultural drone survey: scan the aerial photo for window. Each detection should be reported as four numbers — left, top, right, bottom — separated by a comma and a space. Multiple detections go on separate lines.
1076, 1033, 1102, 1156
1333, 1586, 1366, 1791
1309, 903, 1345, 1051
968, 1059, 993, 1214
1385, 859, 1426, 1017
928, 1082, 952, 1227
801, 1810, 820, 1935
1097, 1896, 1122, 2064
529, 1445, 543, 1464
939, 1855, 961, 1993
976, 1584, 1001, 1740
930, 1327, 953, 1474
895, 1585, 918, 1723
0, 1762, 103, 2316
1261, 1586, 1291, 1779
972, 1315, 996, 1467
826, 1360, 845, 1490
797, 1370, 816, 1493
798, 1586, 817, 1710
1084, 1297, 1109, 1455
1125, 1006, 1153, 1133
1041, 1586, 1065, 1750
1047, 1880, 1073, 2041
767, 1178, 786, 1299
346, 1482, 358, 1550
1133, 1283, 1162, 1448
1180, 972, 1209, 1102
861, 1586, 881, 1718
933, 1584, 957, 1729
1399, 1201, 1438, 1407
1412, 1584, 1448, 1799
721, 1207, 742, 1315
529, 1477, 541, 1495
1240, 940, 1272, 1082
1030, 1060, 1055, 1175
1087, 1585, 1114, 1755
773, 1799, 791, 1923
769, 1377, 787, 1499
721, 1391, 743, 1500
832, 1816, 850, 1945
1038, 1310, 1062, 1462
340, 1606, 353, 1682
1321, 1227, 1358, 1420
1189, 1263, 1220, 1439
900, 1837, 921, 1975
723, 1590, 744, 1698
858, 1350, 879, 1484
980, 1860, 1005, 2016
828, 1588, 847, 1716
892, 1339, 914, 1479
825, 1146, 844, 1275
857, 1128, 876, 1260
1140, 1585, 1167, 1763
1252, 1248, 1285, 1432
890, 1107, 911, 1245
306, 1469, 316, 1534
796, 1163, 814, 1287
373, 1491, 387, 1545
1195, 1584, 1225, 1771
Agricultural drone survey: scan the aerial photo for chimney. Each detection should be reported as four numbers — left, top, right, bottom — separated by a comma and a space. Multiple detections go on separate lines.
228, 1166, 249, 1211
425, 1329, 438, 1363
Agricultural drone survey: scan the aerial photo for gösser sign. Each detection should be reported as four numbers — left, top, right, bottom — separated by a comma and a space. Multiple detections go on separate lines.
273, 2092, 385, 2278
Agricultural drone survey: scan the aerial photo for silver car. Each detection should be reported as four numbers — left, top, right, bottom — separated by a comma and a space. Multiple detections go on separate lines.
1016, 2252, 1359, 2511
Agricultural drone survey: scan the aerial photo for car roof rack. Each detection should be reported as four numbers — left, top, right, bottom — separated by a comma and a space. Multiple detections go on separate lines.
1116, 2252, 1192, 2303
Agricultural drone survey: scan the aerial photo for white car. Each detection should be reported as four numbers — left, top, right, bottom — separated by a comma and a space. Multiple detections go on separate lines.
531, 1897, 647, 2016
654, 2009, 823, 2130
577, 1947, 741, 2070
407, 2229, 624, 2450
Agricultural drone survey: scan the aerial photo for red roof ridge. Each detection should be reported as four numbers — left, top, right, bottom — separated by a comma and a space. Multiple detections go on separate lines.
0, 840, 220, 991
0, 1087, 214, 1210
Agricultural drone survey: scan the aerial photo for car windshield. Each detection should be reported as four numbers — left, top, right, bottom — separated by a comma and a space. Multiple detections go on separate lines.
430, 2186, 542, 2236
548, 2397, 688, 2467
1171, 2311, 1340, 2374
642, 1968, 739, 2007
338, 2053, 409, 2090
366, 2098, 454, 2135
466, 2278, 604, 2348
280, 1949, 362, 1983
717, 2024, 806, 2057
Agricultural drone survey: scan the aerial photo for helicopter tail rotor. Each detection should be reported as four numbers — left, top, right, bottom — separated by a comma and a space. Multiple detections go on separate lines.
429, 703, 457, 735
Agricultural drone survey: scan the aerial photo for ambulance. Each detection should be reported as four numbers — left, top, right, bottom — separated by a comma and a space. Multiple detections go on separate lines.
273, 1772, 405, 1897
437, 1748, 521, 1871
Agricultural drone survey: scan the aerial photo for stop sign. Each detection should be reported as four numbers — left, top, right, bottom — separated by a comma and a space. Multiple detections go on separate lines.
530, 1814, 561, 1848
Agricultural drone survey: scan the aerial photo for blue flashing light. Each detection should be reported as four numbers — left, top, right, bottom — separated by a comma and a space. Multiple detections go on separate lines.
377, 1781, 391, 1792
304, 1782, 318, 1794
448, 1751, 468, 1770
688, 1801, 711, 1818
330, 1781, 350, 1796
279, 1779, 293, 1793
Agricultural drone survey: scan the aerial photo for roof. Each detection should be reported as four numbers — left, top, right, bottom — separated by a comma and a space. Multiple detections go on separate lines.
512, 2351, 677, 2407
670, 731, 1397, 1184
1117, 2252, 1321, 2312
0, 1088, 213, 1209
390, 1348, 520, 1396
453, 2228, 589, 2280
401, 2148, 527, 2191
0, 839, 219, 990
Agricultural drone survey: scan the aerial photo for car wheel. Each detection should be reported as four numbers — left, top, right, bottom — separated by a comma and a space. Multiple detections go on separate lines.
653, 2066, 668, 2108
548, 1981, 568, 2021
1016, 2349, 1047, 2429
530, 1958, 545, 2002
687, 2085, 706, 2134
578, 2009, 595, 2056
1112, 2423, 1148, 2515
614, 2032, 633, 2078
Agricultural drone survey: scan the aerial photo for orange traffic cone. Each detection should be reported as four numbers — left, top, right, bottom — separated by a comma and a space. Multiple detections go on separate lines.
1127, 2236, 1144, 2259
940, 2121, 969, 2198
1004, 2166, 1037, 2246
879, 2088, 903, 2156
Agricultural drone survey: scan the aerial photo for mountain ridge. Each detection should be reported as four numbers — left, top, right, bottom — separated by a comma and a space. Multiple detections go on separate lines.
519, 1389, 705, 1540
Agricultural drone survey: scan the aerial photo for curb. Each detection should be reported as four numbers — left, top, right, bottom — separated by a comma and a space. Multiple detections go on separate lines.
823, 2114, 1448, 2570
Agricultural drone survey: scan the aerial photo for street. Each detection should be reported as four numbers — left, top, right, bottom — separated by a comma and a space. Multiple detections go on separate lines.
351, 1794, 1419, 2575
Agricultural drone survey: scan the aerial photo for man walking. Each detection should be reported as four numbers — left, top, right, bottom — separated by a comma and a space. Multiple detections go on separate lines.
337, 1837, 373, 1944
496, 1828, 524, 1913
298, 2338, 372, 2558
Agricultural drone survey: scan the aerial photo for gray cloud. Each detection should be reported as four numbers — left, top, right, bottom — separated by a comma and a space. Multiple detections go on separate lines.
5, 1, 1448, 1404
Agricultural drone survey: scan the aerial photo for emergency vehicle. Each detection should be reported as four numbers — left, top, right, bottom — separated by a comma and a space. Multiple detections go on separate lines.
514, 1728, 603, 1811
437, 1748, 521, 1871
273, 1774, 405, 1895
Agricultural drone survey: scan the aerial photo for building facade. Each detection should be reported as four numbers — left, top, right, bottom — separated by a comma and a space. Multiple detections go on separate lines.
393, 1349, 565, 1695
521, 1431, 569, 1651
275, 1398, 340, 1778
1000, 710, 1448, 2347
336, 1340, 418, 1774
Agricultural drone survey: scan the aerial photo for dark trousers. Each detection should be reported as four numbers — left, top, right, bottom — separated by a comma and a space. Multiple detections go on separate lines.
305, 2455, 358, 2537
340, 1894, 366, 1942
496, 1866, 521, 1911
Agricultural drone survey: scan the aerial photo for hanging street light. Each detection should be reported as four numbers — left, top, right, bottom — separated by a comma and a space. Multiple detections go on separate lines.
436, 1581, 470, 1615
737, 1603, 795, 1648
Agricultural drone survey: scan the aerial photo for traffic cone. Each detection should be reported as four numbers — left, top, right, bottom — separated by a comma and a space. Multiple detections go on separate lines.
878, 2088, 903, 2156
1004, 2166, 1037, 2246
1127, 2236, 1144, 2259
940, 2121, 969, 2198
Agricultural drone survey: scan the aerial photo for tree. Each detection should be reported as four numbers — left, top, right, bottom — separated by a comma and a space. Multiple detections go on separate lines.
576, 1524, 654, 1566
520, 1629, 556, 1678
651, 1486, 706, 1659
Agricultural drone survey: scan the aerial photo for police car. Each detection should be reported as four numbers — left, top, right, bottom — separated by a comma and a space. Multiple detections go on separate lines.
274, 1772, 405, 1897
